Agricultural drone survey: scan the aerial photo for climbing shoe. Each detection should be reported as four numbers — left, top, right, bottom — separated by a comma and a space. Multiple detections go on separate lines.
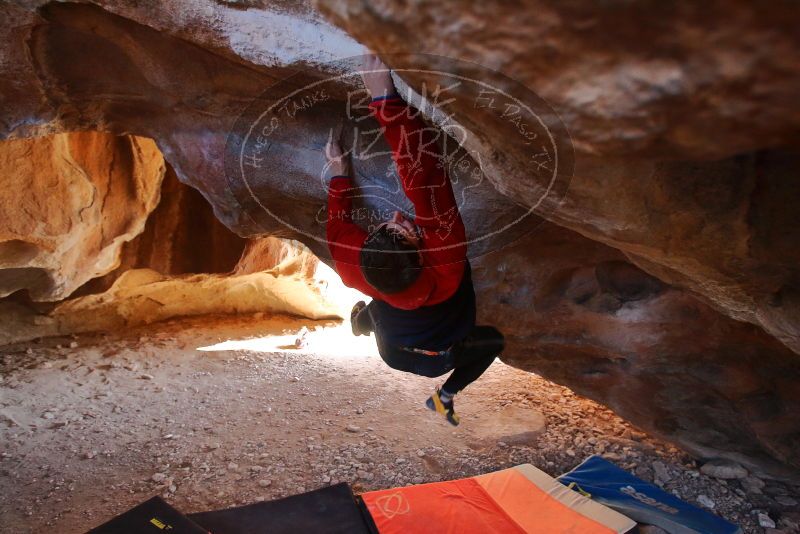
350, 301, 367, 336
425, 388, 460, 426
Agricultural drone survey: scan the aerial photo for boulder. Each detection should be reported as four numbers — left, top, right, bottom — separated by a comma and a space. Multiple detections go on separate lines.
317, 0, 800, 357
472, 222, 800, 481
53, 254, 343, 334
700, 459, 749, 480
0, 236, 353, 345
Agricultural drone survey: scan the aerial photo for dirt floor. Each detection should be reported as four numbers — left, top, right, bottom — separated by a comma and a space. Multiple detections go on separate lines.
1, 313, 797, 533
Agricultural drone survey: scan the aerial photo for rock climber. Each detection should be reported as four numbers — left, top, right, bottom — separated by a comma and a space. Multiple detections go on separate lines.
324, 54, 504, 426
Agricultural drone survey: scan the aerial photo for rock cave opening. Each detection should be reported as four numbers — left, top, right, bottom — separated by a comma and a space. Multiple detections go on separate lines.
0, 130, 364, 344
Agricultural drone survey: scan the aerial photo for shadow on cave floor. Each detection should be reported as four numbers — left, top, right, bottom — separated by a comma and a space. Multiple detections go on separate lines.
0, 313, 764, 533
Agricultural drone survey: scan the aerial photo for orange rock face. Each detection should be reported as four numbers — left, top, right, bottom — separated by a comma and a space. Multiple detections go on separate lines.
1, 0, 799, 479
0, 131, 164, 301
74, 167, 248, 297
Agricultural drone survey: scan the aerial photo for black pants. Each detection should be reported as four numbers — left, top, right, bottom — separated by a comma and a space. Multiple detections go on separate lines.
354, 304, 504, 394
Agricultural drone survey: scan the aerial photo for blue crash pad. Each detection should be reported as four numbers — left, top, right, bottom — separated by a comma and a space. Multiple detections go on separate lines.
558, 455, 741, 534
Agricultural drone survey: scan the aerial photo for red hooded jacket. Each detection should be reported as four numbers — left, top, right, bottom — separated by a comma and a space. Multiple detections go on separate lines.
326, 95, 467, 310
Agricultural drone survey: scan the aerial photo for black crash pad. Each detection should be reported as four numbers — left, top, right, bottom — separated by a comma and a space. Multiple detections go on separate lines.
189, 483, 376, 534
88, 496, 210, 533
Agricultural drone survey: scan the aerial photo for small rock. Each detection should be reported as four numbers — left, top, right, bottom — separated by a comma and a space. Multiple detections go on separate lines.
696, 495, 715, 509
69, 341, 78, 349
741, 476, 765, 494
258, 479, 272, 488
779, 514, 800, 531
416, 450, 425, 457
700, 459, 747, 480
758, 512, 777, 529
84, 451, 96, 459
765, 483, 790, 497
635, 466, 653, 481
139, 373, 154, 380
33, 315, 55, 326
345, 425, 360, 433
42, 412, 55, 420
227, 462, 239, 471
775, 495, 798, 507
151, 473, 167, 483
294, 326, 310, 348
652, 461, 671, 483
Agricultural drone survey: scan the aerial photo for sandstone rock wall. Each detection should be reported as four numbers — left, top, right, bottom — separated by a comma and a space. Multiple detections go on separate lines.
74, 167, 248, 297
52, 247, 344, 336
316, 0, 800, 357
0, 129, 356, 344
0, 238, 349, 345
472, 223, 800, 480
0, 131, 164, 301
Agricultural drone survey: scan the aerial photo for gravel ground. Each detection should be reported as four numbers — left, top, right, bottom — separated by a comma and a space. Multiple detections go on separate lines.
1, 313, 798, 533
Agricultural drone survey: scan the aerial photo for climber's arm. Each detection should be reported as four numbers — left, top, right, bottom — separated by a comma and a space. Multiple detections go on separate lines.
326, 175, 365, 261
360, 54, 466, 267
326, 175, 376, 292
324, 139, 374, 295
324, 136, 362, 258
323, 136, 368, 291
368, 97, 467, 267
